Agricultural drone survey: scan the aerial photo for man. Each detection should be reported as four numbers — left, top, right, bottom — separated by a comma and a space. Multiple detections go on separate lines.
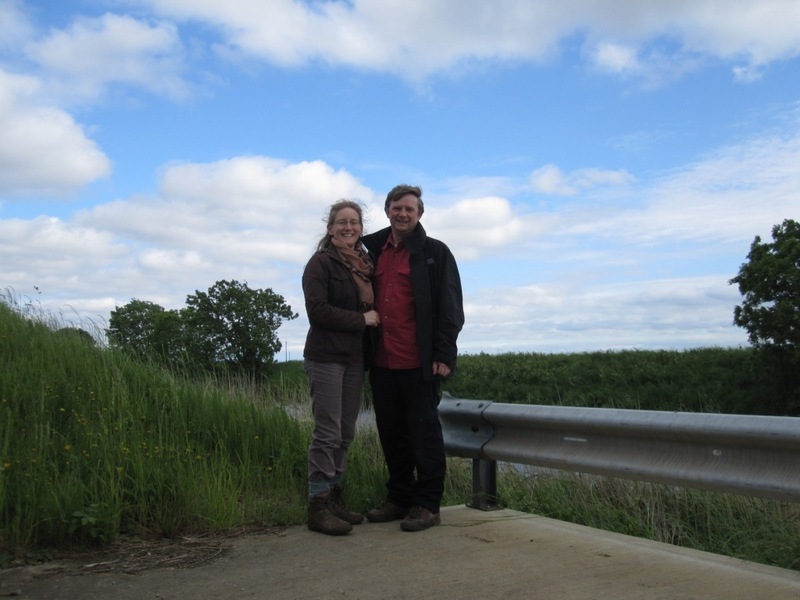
362, 184, 464, 532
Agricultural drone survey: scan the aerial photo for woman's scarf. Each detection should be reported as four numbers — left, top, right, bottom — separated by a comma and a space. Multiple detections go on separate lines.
330, 238, 375, 310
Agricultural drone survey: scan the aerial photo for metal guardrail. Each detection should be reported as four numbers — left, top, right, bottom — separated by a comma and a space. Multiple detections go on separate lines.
438, 395, 800, 510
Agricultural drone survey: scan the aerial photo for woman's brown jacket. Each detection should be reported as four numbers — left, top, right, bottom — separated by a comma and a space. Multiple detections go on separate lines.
302, 247, 369, 365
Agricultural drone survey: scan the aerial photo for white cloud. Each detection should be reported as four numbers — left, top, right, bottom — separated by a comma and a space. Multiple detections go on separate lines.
49, 156, 377, 316
0, 216, 127, 294
25, 12, 188, 102
509, 110, 800, 267
582, 1, 800, 83
563, 125, 800, 247
137, 248, 208, 273
0, 69, 111, 196
157, 156, 374, 212
0, 0, 33, 52
530, 164, 633, 196
675, 2, 800, 68
592, 42, 640, 74
530, 164, 572, 195
452, 118, 800, 353
462, 275, 747, 354
140, 0, 567, 80
137, 0, 800, 83
732, 64, 764, 84
424, 196, 525, 261
83, 157, 373, 240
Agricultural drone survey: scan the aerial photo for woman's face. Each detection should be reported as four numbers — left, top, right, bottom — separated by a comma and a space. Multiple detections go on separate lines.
328, 207, 363, 249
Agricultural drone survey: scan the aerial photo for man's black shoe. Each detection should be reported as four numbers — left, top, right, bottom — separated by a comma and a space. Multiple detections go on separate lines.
400, 506, 440, 532
365, 501, 408, 523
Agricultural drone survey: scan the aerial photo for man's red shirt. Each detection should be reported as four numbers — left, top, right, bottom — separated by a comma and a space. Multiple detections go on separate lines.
372, 234, 421, 369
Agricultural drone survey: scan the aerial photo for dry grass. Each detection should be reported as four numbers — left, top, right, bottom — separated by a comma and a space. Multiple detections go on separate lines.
5, 526, 285, 577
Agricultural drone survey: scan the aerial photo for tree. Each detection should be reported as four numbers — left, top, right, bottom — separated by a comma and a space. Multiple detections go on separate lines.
107, 299, 170, 360
150, 309, 187, 366
730, 219, 800, 414
730, 219, 800, 355
107, 281, 297, 378
182, 279, 297, 377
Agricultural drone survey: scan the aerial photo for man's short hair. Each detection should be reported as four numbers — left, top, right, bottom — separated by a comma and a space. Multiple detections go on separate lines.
384, 184, 424, 216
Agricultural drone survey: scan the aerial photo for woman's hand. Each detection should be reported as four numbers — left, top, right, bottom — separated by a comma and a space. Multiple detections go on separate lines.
364, 310, 381, 327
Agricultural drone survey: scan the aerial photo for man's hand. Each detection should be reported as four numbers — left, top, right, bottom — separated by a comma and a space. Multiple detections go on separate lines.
432, 362, 450, 377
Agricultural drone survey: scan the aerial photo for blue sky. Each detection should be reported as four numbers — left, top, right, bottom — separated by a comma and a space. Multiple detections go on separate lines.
1, 0, 799, 358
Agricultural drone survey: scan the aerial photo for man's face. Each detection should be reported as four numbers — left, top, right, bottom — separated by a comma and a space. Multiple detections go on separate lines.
386, 193, 421, 240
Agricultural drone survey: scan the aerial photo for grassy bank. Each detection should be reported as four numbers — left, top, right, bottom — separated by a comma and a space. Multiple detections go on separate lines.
1, 299, 798, 571
0, 302, 297, 552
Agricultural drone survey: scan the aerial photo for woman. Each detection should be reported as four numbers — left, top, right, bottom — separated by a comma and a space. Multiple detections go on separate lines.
302, 199, 380, 536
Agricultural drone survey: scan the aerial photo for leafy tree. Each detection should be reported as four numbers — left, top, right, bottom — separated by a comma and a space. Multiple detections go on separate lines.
730, 219, 800, 414
107, 281, 297, 378
107, 299, 170, 360
182, 279, 297, 378
151, 309, 186, 365
730, 219, 800, 354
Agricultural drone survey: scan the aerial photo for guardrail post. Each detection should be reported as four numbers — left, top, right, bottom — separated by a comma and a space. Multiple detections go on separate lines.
468, 458, 501, 511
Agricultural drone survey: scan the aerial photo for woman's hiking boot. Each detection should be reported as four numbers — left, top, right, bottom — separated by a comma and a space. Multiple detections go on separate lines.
307, 492, 352, 536
329, 485, 364, 525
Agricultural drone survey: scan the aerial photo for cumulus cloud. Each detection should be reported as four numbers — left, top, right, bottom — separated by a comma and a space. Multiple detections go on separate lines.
2, 0, 795, 117
582, 1, 800, 84
424, 196, 525, 260
157, 157, 373, 211
0, 69, 111, 196
0, 216, 127, 294
137, 0, 800, 83
0, 155, 375, 332
56, 157, 376, 313
139, 0, 568, 80
676, 2, 800, 70
0, 9, 189, 198
81, 157, 375, 255
25, 12, 188, 102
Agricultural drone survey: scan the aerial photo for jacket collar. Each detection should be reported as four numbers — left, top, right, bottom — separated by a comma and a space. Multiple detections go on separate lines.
370, 222, 427, 252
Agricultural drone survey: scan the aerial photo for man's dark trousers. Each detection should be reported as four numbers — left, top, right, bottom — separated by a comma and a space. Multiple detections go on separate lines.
369, 366, 446, 513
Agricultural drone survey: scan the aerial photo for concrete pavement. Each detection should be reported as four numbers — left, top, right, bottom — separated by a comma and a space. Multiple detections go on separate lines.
6, 505, 800, 599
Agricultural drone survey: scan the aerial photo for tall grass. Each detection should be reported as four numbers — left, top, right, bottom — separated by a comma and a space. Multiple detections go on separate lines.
0, 296, 463, 562
493, 468, 800, 570
1, 301, 307, 555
